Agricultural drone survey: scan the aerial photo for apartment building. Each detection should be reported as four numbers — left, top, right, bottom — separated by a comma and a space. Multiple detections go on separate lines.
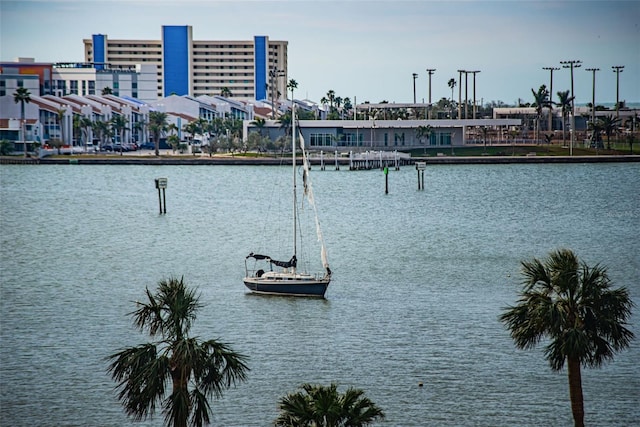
83, 26, 288, 101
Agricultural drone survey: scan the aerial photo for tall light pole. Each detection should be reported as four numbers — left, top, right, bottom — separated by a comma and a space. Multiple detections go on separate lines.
457, 69, 465, 119
426, 68, 435, 119
543, 66, 560, 132
464, 71, 469, 119
585, 67, 600, 126
612, 65, 624, 119
412, 73, 418, 104
269, 68, 284, 118
469, 70, 480, 119
560, 60, 582, 156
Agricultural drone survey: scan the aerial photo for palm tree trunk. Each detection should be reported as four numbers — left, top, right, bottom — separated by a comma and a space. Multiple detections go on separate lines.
567, 357, 584, 427
562, 113, 567, 146
171, 367, 190, 427
21, 103, 26, 157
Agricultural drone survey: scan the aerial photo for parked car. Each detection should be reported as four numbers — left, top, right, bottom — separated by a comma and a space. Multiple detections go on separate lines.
139, 142, 155, 150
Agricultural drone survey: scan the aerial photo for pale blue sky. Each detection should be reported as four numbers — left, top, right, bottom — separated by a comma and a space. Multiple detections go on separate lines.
2, 0, 639, 105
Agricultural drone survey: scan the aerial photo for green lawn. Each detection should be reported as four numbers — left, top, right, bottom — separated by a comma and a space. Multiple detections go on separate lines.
409, 142, 638, 157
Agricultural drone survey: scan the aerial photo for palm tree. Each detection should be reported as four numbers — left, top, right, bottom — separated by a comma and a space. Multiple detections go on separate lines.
92, 119, 111, 151
555, 90, 574, 147
599, 115, 621, 150
326, 90, 336, 112
531, 85, 549, 144
480, 126, 490, 152
447, 78, 457, 118
55, 108, 67, 146
343, 97, 353, 119
131, 116, 147, 144
277, 111, 293, 141
80, 116, 94, 152
13, 87, 31, 156
167, 134, 181, 153
287, 79, 298, 101
149, 111, 169, 156
220, 87, 232, 98
500, 249, 634, 427
275, 383, 385, 427
416, 125, 433, 146
107, 277, 249, 427
251, 117, 267, 137
102, 86, 113, 95
587, 119, 604, 151
111, 114, 129, 154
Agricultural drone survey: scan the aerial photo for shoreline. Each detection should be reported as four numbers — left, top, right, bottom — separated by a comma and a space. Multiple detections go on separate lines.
2, 154, 639, 166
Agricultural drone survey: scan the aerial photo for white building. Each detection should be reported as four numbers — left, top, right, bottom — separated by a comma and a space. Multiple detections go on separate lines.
84, 26, 288, 101
52, 63, 157, 103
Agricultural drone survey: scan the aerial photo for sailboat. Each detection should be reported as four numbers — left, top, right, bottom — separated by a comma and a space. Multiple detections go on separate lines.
243, 104, 332, 297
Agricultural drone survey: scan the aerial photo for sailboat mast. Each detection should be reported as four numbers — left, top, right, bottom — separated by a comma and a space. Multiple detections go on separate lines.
292, 103, 297, 263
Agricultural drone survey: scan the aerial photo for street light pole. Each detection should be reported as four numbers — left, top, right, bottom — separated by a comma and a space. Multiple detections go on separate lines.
464, 71, 469, 120
269, 68, 284, 119
560, 60, 582, 156
412, 73, 418, 104
543, 66, 560, 132
585, 68, 599, 126
426, 68, 435, 119
469, 70, 480, 119
457, 69, 465, 119
612, 65, 624, 119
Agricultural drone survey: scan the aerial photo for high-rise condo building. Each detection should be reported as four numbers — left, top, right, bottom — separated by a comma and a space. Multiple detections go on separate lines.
83, 26, 288, 101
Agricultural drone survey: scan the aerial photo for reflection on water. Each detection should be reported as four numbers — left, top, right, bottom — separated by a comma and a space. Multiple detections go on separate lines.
1, 163, 639, 426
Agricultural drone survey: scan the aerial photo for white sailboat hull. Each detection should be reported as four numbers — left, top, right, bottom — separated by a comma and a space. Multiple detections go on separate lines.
243, 272, 330, 297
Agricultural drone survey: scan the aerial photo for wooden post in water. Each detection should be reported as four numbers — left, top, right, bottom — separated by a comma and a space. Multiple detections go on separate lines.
335, 150, 339, 170
384, 166, 389, 194
155, 178, 168, 214
162, 188, 167, 214
320, 150, 325, 171
416, 162, 426, 190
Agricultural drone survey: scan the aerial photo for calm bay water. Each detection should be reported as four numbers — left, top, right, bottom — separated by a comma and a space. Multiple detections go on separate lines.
1, 162, 639, 426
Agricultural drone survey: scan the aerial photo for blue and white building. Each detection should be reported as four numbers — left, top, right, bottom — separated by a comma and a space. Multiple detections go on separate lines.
84, 27, 288, 101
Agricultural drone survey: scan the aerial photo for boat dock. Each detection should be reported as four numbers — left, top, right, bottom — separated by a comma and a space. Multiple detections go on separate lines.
313, 150, 411, 171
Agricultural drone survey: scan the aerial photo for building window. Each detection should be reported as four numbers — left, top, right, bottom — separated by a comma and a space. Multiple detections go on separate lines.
310, 133, 333, 147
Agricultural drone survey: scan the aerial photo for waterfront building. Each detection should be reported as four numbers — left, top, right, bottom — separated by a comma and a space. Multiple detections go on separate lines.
1, 58, 158, 103
493, 106, 638, 133
243, 118, 522, 150
83, 26, 288, 101
0, 59, 52, 96
51, 63, 157, 103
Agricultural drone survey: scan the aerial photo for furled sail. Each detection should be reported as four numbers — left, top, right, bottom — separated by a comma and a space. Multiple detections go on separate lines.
298, 133, 331, 277
246, 253, 297, 268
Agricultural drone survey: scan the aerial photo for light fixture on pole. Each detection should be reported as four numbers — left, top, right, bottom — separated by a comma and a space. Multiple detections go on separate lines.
543, 66, 560, 132
426, 68, 435, 119
585, 68, 599, 126
560, 60, 582, 156
468, 70, 480, 119
412, 73, 418, 104
612, 65, 624, 119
